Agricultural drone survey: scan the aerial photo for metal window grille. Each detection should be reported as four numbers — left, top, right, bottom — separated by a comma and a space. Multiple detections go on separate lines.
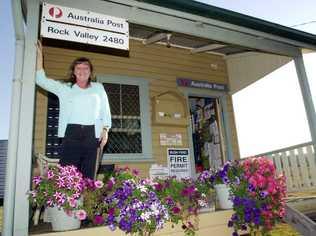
103, 83, 142, 153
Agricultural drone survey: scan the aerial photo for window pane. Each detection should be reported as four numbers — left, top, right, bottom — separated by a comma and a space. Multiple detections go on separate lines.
104, 132, 142, 153
103, 83, 121, 115
122, 94, 140, 116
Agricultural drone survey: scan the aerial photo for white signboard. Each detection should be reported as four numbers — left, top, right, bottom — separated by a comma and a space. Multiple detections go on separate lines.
42, 2, 128, 34
41, 21, 129, 50
41, 2, 129, 50
149, 164, 169, 180
167, 148, 191, 179
160, 133, 182, 146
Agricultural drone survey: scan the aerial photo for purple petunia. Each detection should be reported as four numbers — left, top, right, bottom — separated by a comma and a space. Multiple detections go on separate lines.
228, 220, 234, 227
260, 190, 268, 198
232, 231, 239, 236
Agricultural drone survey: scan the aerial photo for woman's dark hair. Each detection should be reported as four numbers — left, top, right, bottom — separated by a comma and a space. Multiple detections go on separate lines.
68, 57, 94, 86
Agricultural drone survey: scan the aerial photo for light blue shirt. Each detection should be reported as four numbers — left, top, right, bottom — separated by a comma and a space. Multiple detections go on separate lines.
36, 70, 111, 138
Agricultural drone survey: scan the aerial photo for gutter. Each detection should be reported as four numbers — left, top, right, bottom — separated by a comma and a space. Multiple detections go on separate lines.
3, 0, 25, 235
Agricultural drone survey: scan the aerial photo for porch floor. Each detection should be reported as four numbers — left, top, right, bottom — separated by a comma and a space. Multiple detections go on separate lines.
1, 193, 313, 235
0, 207, 301, 236
30, 210, 234, 236
28, 209, 301, 236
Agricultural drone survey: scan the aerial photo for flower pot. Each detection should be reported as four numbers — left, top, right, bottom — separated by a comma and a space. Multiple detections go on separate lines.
49, 206, 81, 231
214, 184, 233, 209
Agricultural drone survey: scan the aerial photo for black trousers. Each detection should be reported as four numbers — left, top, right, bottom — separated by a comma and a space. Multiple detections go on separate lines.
60, 124, 98, 179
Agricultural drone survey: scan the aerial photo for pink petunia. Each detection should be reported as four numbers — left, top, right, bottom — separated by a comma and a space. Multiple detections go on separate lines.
132, 169, 140, 176
75, 209, 87, 220
67, 197, 77, 208
47, 170, 54, 179
46, 198, 54, 207
32, 176, 42, 186
94, 180, 104, 189
107, 179, 114, 190
30, 190, 37, 198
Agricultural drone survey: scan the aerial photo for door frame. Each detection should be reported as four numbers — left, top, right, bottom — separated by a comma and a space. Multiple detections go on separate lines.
178, 87, 233, 178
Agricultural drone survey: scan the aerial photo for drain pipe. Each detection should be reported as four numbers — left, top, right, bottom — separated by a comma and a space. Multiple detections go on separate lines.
2, 0, 25, 235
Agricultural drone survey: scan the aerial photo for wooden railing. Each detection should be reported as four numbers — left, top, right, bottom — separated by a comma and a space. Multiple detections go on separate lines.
251, 142, 316, 192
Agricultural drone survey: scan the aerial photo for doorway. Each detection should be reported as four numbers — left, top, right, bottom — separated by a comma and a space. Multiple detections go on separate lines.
189, 96, 223, 173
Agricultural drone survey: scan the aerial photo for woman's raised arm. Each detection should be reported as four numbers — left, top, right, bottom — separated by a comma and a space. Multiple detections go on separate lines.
35, 40, 67, 96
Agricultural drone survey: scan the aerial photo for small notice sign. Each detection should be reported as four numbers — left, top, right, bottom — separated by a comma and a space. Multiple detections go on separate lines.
149, 164, 169, 180
167, 148, 191, 179
160, 133, 182, 146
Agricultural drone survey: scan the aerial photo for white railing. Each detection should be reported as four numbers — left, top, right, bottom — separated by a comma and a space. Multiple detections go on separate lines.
251, 142, 316, 193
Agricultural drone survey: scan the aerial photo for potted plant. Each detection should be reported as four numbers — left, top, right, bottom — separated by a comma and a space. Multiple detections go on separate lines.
227, 157, 287, 236
209, 161, 243, 209
153, 176, 210, 235
29, 165, 87, 231
82, 167, 170, 235
82, 167, 210, 236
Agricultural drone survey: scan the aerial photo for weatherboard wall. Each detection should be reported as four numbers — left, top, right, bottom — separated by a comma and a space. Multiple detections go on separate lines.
33, 39, 240, 176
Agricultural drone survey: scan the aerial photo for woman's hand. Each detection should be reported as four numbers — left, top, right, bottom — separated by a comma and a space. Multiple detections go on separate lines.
36, 40, 43, 70
99, 129, 108, 150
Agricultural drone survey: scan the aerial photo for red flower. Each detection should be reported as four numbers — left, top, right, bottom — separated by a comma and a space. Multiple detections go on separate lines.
172, 206, 181, 214
181, 186, 195, 197
108, 208, 115, 216
93, 215, 104, 225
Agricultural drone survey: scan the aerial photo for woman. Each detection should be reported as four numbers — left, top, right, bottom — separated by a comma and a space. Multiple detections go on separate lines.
36, 41, 111, 179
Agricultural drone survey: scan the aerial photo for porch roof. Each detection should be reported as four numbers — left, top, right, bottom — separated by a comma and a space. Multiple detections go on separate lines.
140, 0, 316, 47
20, 0, 316, 57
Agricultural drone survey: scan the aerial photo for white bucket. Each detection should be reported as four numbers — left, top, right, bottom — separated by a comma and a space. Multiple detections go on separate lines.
214, 184, 233, 209
49, 206, 81, 231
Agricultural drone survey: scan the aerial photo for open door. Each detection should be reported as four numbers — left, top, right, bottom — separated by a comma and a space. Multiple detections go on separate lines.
189, 96, 224, 172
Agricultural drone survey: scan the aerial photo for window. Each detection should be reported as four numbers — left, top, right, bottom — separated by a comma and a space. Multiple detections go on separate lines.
98, 75, 152, 161
103, 83, 142, 153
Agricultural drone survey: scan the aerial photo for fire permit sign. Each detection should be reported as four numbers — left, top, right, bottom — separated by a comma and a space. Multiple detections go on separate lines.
167, 148, 191, 179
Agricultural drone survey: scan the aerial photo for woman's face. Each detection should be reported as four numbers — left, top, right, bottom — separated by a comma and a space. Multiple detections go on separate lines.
74, 62, 91, 84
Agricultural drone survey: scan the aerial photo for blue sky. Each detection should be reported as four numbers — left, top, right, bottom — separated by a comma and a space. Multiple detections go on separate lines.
198, 0, 316, 32
1, 0, 316, 156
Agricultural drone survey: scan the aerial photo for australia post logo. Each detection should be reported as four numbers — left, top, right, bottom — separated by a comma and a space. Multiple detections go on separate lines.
48, 7, 63, 18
